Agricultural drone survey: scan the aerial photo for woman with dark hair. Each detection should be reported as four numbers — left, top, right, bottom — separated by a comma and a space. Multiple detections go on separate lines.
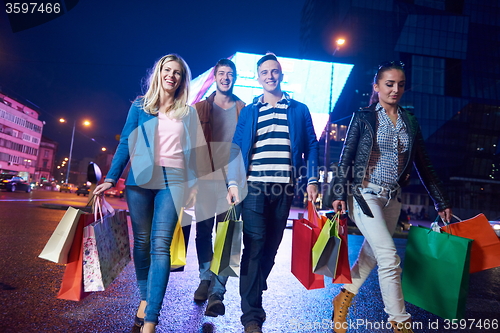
327, 61, 452, 333
94, 54, 201, 333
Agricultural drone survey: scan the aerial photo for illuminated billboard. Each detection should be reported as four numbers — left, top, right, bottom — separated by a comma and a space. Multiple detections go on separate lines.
189, 52, 354, 139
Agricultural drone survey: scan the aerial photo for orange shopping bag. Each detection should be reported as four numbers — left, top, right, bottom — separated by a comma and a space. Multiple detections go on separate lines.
441, 214, 500, 273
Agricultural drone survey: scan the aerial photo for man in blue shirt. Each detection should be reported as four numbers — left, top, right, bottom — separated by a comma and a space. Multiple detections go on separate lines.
227, 54, 319, 333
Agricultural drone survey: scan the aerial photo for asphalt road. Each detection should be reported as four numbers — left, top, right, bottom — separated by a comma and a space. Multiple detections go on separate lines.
0, 189, 499, 332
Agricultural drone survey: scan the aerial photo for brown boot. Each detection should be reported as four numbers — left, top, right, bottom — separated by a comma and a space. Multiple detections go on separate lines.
332, 288, 355, 333
390, 320, 414, 333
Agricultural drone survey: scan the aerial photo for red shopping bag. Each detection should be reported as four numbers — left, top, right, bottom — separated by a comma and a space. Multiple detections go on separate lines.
441, 214, 500, 273
333, 215, 352, 283
291, 201, 325, 290
57, 212, 94, 301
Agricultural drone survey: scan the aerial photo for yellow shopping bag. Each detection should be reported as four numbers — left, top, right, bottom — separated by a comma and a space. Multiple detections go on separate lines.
170, 208, 193, 270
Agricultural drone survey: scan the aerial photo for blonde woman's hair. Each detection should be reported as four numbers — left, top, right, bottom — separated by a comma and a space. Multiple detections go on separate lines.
142, 54, 191, 119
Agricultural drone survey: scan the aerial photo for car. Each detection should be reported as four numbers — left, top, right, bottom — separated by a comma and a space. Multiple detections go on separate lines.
76, 184, 91, 196
104, 187, 124, 198
0, 174, 31, 192
104, 178, 125, 198
60, 183, 76, 193
489, 219, 500, 237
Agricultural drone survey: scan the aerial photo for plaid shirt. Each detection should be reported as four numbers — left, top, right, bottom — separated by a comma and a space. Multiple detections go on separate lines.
366, 104, 409, 189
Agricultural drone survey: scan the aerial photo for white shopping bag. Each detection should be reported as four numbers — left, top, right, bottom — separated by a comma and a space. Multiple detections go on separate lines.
39, 207, 84, 264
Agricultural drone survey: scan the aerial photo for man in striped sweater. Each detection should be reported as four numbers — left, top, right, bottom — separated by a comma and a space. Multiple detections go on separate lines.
226, 54, 319, 333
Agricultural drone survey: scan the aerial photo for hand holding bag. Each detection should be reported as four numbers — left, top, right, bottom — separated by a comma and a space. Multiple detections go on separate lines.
440, 213, 500, 273
291, 201, 325, 290
210, 205, 243, 277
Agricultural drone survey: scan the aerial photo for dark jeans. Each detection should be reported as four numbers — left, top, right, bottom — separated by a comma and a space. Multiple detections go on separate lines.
239, 182, 294, 326
125, 167, 184, 325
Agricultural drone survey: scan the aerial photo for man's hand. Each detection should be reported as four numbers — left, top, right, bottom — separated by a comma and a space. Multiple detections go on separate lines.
438, 207, 453, 223
227, 187, 240, 205
332, 200, 347, 214
307, 184, 318, 203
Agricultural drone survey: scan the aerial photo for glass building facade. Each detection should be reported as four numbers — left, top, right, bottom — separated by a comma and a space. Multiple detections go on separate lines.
301, 0, 500, 218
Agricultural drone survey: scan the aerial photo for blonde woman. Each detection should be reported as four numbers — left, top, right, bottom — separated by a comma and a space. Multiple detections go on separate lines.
94, 54, 200, 333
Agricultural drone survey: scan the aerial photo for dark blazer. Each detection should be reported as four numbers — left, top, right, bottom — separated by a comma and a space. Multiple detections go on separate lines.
326, 103, 450, 217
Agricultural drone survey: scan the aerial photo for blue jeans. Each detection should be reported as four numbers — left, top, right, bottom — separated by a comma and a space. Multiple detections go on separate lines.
125, 167, 184, 325
195, 179, 241, 296
239, 182, 294, 326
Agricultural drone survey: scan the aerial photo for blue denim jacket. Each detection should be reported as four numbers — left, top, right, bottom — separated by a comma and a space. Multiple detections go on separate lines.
105, 98, 200, 190
227, 97, 319, 188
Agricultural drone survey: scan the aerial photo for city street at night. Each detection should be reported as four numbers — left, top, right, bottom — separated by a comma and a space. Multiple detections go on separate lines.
0, 189, 499, 332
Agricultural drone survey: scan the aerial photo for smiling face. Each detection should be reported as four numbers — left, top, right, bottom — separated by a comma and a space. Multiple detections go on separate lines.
214, 65, 235, 95
161, 60, 183, 95
373, 68, 406, 108
257, 59, 283, 94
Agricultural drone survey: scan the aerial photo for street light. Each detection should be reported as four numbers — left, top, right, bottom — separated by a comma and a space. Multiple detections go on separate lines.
332, 38, 345, 56
59, 118, 91, 184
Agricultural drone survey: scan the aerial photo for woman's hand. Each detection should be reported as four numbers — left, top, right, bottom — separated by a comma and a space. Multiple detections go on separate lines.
438, 207, 452, 223
332, 200, 347, 214
94, 182, 113, 195
184, 187, 198, 209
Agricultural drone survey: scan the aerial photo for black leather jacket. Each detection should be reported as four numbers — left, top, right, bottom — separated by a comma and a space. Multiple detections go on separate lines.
325, 103, 451, 217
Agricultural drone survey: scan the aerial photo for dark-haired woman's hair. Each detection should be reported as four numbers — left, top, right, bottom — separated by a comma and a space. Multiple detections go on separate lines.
369, 61, 405, 105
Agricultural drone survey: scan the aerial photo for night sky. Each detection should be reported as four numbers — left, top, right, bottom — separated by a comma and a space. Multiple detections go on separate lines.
0, 0, 306, 161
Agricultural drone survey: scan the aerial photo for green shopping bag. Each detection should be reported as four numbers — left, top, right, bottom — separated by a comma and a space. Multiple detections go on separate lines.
402, 225, 472, 320
312, 213, 341, 278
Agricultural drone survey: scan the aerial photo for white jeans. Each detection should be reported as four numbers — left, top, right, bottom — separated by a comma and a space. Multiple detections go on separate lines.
344, 182, 411, 323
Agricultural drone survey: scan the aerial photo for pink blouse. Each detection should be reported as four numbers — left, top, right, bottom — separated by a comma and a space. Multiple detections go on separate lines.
156, 111, 185, 169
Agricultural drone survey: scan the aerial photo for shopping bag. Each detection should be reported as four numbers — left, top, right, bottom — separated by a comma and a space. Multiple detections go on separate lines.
39, 207, 85, 264
210, 205, 243, 277
170, 208, 193, 271
308, 202, 327, 229
291, 201, 325, 290
312, 213, 341, 278
440, 214, 500, 273
82, 197, 131, 292
402, 225, 472, 320
57, 212, 95, 301
333, 215, 352, 283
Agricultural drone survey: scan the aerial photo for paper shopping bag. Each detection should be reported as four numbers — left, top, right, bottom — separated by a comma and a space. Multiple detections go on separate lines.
333, 215, 352, 284
441, 214, 500, 273
291, 201, 325, 290
57, 212, 94, 301
312, 213, 341, 278
170, 208, 193, 271
39, 207, 84, 264
83, 209, 131, 292
402, 225, 472, 320
210, 205, 242, 277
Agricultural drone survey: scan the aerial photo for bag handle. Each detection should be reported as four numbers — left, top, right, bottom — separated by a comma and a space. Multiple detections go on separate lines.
92, 195, 115, 223
223, 204, 237, 222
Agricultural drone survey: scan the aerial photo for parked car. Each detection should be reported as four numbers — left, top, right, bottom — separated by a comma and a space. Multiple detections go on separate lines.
0, 174, 31, 192
76, 184, 91, 196
60, 183, 76, 193
104, 178, 125, 198
489, 219, 500, 237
